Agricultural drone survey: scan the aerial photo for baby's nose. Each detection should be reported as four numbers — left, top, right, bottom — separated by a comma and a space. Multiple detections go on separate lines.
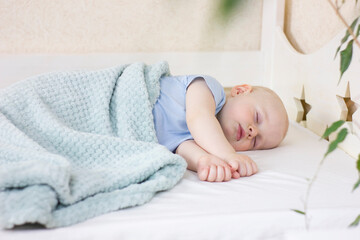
247, 125, 258, 139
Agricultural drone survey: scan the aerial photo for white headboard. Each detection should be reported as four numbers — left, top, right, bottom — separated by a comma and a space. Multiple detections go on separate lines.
269, 1, 360, 158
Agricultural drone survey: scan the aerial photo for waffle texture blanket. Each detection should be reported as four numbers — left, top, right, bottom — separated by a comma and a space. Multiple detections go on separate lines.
0, 62, 186, 229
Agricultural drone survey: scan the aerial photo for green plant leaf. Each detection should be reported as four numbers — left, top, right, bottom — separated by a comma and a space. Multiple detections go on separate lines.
217, 0, 244, 22
335, 17, 358, 59
353, 155, 360, 192
291, 209, 306, 215
339, 39, 353, 82
334, 45, 342, 59
353, 178, 360, 192
324, 128, 348, 157
335, 34, 349, 59
349, 214, 360, 227
350, 17, 359, 32
322, 120, 345, 139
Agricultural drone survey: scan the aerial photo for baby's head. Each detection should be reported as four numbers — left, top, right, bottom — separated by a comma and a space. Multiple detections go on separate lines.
217, 84, 289, 151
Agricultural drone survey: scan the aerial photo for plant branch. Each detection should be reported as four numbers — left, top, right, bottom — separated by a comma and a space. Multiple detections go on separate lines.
327, 0, 360, 49
303, 157, 327, 230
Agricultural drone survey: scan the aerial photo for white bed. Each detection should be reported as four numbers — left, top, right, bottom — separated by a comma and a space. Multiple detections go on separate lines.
1, 123, 359, 239
1, 0, 360, 239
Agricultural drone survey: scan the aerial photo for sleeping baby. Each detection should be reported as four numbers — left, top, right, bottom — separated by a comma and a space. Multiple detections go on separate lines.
0, 63, 288, 228
153, 75, 289, 182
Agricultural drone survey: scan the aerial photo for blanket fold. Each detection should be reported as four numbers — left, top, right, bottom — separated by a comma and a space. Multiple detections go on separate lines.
0, 61, 186, 228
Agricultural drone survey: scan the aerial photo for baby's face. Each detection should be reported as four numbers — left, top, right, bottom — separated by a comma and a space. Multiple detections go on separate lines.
217, 85, 288, 151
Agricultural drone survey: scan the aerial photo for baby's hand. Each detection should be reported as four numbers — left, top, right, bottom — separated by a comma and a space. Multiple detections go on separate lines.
224, 153, 258, 179
197, 155, 233, 182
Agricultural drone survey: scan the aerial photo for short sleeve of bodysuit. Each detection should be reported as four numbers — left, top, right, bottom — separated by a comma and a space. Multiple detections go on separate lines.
152, 75, 226, 152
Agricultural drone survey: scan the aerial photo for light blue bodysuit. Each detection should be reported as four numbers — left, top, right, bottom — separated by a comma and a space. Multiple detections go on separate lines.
152, 75, 226, 152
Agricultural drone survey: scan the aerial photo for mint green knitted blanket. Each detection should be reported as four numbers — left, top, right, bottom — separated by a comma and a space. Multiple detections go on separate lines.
0, 62, 186, 229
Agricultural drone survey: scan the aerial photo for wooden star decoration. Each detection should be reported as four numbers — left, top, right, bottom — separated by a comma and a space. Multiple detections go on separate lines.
294, 86, 312, 123
338, 82, 359, 124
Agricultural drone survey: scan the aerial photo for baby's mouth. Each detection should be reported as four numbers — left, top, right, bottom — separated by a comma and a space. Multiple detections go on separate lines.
237, 124, 244, 141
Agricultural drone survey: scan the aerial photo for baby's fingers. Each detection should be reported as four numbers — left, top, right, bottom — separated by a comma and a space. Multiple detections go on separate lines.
239, 162, 248, 177
215, 166, 225, 182
207, 165, 217, 182
215, 165, 232, 182
224, 166, 232, 181
227, 159, 239, 172
244, 160, 258, 176
198, 166, 210, 181
232, 171, 240, 179
252, 162, 258, 174
245, 161, 254, 176
241, 160, 258, 177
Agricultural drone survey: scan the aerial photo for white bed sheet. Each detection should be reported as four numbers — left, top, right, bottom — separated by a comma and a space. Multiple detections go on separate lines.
1, 122, 360, 240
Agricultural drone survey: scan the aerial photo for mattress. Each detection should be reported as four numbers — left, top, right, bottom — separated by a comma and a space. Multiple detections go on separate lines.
1, 121, 359, 240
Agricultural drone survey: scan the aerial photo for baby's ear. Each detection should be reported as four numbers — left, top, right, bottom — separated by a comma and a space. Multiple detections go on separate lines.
230, 84, 253, 97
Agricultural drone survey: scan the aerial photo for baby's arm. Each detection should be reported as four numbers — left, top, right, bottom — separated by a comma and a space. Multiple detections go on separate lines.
176, 139, 237, 181
184, 78, 258, 179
